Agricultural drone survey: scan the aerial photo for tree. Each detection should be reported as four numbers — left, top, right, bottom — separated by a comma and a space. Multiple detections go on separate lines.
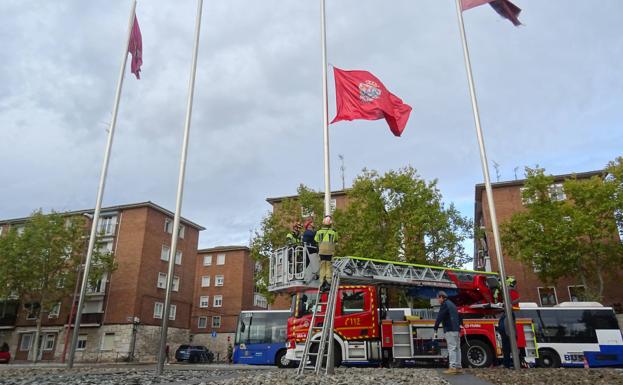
0, 210, 116, 362
501, 159, 623, 300
334, 167, 472, 267
251, 167, 473, 299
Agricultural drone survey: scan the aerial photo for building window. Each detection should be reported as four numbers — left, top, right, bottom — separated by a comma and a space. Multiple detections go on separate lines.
15, 225, 25, 236
43, 334, 56, 351
213, 295, 223, 307
157, 273, 167, 289
48, 303, 61, 318
538, 287, 558, 307
215, 275, 224, 287
87, 273, 107, 294
568, 285, 586, 302
164, 218, 173, 234
175, 250, 182, 265
25, 303, 40, 320
161, 245, 170, 261
77, 335, 88, 350
198, 317, 207, 329
201, 276, 210, 287
203, 255, 212, 266
154, 302, 164, 319
172, 276, 180, 292
169, 304, 176, 320
254, 293, 268, 308
179, 225, 185, 239
216, 253, 226, 265
20, 334, 33, 351
101, 333, 115, 351
97, 216, 117, 236
549, 183, 566, 201
212, 316, 221, 328
330, 198, 337, 213
199, 296, 209, 308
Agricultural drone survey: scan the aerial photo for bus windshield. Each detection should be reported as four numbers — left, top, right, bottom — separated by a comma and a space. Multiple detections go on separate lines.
235, 311, 289, 345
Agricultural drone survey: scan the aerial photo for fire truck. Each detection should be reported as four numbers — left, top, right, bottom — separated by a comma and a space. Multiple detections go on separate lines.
268, 247, 538, 372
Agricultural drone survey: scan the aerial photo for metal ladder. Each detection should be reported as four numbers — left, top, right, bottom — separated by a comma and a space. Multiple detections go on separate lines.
297, 271, 341, 375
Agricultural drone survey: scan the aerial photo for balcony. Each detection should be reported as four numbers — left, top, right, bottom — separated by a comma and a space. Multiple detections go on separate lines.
67, 312, 103, 327
0, 314, 17, 328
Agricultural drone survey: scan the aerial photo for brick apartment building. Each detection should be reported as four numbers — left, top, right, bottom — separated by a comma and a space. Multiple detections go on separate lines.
473, 171, 623, 311
0, 202, 204, 362
191, 246, 268, 360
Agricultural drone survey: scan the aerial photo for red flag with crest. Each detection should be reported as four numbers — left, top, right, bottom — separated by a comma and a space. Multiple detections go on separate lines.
128, 16, 143, 79
331, 67, 412, 137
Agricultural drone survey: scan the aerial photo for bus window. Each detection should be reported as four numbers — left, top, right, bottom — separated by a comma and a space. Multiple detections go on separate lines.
235, 313, 253, 344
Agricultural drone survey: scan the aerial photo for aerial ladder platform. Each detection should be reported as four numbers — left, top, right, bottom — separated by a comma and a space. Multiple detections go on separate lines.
268, 247, 508, 375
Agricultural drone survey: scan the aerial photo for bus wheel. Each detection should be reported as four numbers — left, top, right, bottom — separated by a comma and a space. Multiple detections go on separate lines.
537, 349, 561, 368
276, 349, 293, 369
461, 340, 493, 368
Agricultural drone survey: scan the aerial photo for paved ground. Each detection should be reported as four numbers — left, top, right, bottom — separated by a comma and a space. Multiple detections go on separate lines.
1, 364, 622, 385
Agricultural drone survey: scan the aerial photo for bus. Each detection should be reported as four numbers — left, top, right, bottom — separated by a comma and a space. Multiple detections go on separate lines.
517, 302, 623, 368
233, 310, 295, 368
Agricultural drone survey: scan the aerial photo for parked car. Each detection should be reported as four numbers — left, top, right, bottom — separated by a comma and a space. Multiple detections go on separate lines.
175, 345, 214, 363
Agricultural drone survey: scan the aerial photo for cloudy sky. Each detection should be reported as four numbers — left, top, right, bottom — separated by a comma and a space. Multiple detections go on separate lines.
1, 0, 621, 251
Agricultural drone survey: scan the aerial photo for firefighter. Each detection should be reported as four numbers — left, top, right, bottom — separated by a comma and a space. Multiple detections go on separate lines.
493, 276, 517, 303
315, 215, 338, 291
433, 291, 462, 375
286, 222, 302, 246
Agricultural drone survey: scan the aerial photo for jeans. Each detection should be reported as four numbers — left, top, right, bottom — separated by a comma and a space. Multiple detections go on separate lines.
446, 331, 462, 368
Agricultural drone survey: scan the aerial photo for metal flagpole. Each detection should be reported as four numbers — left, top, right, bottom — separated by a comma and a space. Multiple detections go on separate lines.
319, 0, 336, 375
320, 0, 331, 217
454, 0, 521, 370
67, 0, 137, 368
155, 0, 203, 376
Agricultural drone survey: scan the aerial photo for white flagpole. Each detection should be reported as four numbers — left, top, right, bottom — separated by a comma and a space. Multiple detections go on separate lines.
320, 0, 331, 217
155, 0, 203, 376
319, 0, 336, 376
454, 0, 521, 370
67, 0, 137, 369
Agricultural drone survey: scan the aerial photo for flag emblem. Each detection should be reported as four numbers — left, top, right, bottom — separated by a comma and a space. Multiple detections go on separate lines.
359, 80, 382, 103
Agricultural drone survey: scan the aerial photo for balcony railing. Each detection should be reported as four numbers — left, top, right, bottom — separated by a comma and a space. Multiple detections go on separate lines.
67, 312, 103, 326
0, 314, 17, 327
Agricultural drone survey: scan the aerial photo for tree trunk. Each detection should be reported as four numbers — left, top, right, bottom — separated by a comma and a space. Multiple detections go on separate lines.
32, 316, 42, 363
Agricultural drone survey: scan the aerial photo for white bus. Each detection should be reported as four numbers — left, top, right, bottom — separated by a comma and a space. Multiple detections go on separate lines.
517, 302, 623, 368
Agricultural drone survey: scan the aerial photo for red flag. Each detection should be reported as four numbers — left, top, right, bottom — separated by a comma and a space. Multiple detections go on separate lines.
331, 67, 412, 137
128, 16, 143, 79
460, 0, 522, 26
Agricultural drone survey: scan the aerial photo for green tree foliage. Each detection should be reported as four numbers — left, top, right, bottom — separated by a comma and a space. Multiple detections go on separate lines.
334, 167, 472, 267
501, 158, 623, 300
251, 167, 472, 299
0, 210, 116, 362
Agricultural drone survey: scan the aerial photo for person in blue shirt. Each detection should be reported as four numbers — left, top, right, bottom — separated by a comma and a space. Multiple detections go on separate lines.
433, 291, 462, 374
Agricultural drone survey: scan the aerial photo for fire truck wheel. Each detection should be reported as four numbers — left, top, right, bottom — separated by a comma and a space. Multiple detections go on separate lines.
537, 349, 561, 368
309, 342, 342, 368
461, 340, 493, 368
275, 349, 294, 368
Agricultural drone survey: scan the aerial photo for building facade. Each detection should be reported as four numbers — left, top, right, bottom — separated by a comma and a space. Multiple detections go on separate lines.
473, 171, 623, 311
0, 202, 204, 363
191, 246, 268, 360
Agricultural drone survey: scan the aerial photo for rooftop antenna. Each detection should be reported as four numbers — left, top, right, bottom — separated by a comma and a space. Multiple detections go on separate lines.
338, 154, 345, 190
513, 166, 519, 180
492, 160, 501, 182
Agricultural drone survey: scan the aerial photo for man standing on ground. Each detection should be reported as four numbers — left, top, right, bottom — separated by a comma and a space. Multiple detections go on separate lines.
314, 215, 338, 291
433, 291, 462, 375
